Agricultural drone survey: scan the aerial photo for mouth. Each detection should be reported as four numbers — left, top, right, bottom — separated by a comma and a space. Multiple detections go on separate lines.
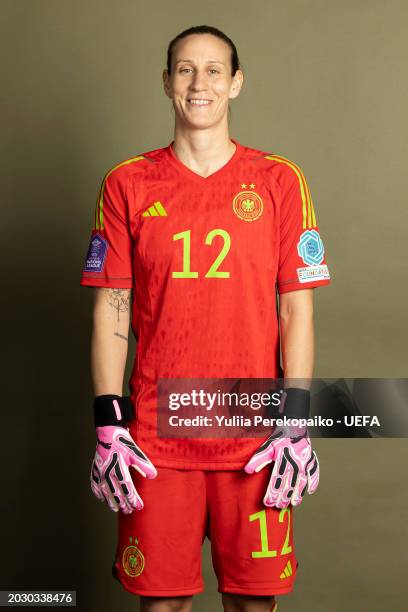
186, 98, 213, 107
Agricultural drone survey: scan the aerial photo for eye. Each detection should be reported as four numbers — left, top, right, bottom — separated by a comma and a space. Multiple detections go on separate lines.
179, 67, 192, 74
209, 68, 220, 75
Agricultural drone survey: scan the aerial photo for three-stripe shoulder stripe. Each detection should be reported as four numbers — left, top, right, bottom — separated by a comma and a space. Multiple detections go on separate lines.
142, 201, 168, 217
94, 156, 144, 230
265, 155, 317, 229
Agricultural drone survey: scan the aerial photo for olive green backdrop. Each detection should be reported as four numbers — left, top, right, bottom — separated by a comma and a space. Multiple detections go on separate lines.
1, 0, 407, 610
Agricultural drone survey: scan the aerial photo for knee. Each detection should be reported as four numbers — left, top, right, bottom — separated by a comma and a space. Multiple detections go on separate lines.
140, 595, 193, 612
222, 593, 276, 612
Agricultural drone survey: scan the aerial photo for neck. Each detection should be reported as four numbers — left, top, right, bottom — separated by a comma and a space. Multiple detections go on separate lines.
172, 120, 236, 178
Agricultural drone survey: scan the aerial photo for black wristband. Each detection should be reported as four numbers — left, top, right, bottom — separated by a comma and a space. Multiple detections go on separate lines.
93, 395, 134, 428
282, 388, 310, 420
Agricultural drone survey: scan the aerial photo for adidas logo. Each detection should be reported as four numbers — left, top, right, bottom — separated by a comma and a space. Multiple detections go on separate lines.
280, 559, 293, 579
142, 201, 168, 217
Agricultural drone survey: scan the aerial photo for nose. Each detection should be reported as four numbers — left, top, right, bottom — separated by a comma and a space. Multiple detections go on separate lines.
189, 69, 208, 92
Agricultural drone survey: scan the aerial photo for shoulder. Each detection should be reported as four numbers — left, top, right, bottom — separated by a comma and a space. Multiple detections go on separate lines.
101, 146, 168, 188
243, 144, 309, 188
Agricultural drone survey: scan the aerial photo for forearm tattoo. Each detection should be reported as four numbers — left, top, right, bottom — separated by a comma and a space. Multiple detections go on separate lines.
105, 289, 131, 321
114, 331, 128, 342
101, 289, 131, 343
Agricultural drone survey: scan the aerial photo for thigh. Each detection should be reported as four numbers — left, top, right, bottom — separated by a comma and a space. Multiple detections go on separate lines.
207, 469, 298, 596
113, 468, 207, 597
140, 595, 193, 612
222, 593, 277, 612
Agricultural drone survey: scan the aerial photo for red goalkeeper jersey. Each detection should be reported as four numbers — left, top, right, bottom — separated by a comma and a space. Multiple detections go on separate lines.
80, 140, 331, 469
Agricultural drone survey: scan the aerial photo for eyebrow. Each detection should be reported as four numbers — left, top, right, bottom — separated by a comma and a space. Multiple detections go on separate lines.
175, 59, 226, 66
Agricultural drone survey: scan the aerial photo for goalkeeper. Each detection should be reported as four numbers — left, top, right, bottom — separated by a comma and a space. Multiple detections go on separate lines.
82, 24, 330, 612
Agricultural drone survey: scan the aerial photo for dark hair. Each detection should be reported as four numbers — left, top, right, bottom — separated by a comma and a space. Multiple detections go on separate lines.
166, 25, 240, 76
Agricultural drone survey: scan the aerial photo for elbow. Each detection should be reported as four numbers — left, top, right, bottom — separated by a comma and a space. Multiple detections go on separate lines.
279, 291, 314, 322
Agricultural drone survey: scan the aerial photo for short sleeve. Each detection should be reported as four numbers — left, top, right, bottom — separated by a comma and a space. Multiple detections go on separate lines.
276, 162, 331, 294
80, 167, 133, 288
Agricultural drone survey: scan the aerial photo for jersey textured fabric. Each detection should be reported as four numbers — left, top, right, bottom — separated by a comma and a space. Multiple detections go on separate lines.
113, 467, 297, 597
80, 140, 331, 469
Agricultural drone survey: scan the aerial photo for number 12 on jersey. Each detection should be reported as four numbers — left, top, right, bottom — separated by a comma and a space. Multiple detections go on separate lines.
172, 229, 231, 279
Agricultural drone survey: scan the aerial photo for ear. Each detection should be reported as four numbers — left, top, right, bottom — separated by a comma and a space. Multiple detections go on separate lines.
229, 69, 244, 100
163, 69, 172, 99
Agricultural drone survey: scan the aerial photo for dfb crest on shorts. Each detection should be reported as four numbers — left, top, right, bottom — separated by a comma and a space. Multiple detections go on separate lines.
122, 536, 145, 577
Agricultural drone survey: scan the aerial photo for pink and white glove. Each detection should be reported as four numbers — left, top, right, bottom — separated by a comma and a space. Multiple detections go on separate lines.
244, 429, 319, 508
90, 395, 157, 514
244, 388, 319, 508
91, 425, 157, 514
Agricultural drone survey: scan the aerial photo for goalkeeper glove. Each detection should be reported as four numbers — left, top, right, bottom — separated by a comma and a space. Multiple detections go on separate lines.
91, 395, 157, 514
244, 388, 319, 508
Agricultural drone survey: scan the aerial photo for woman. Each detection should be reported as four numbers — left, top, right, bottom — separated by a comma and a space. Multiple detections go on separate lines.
81, 25, 331, 612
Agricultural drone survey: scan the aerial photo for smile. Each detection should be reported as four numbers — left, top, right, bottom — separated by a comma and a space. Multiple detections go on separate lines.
187, 99, 212, 106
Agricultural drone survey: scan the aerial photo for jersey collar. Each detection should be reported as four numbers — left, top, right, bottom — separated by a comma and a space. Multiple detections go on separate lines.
165, 139, 245, 182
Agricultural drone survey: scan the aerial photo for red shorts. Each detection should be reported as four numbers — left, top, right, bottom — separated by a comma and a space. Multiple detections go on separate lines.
112, 467, 298, 597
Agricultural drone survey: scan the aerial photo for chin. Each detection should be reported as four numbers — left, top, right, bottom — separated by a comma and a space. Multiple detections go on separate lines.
189, 120, 218, 130
181, 113, 223, 131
